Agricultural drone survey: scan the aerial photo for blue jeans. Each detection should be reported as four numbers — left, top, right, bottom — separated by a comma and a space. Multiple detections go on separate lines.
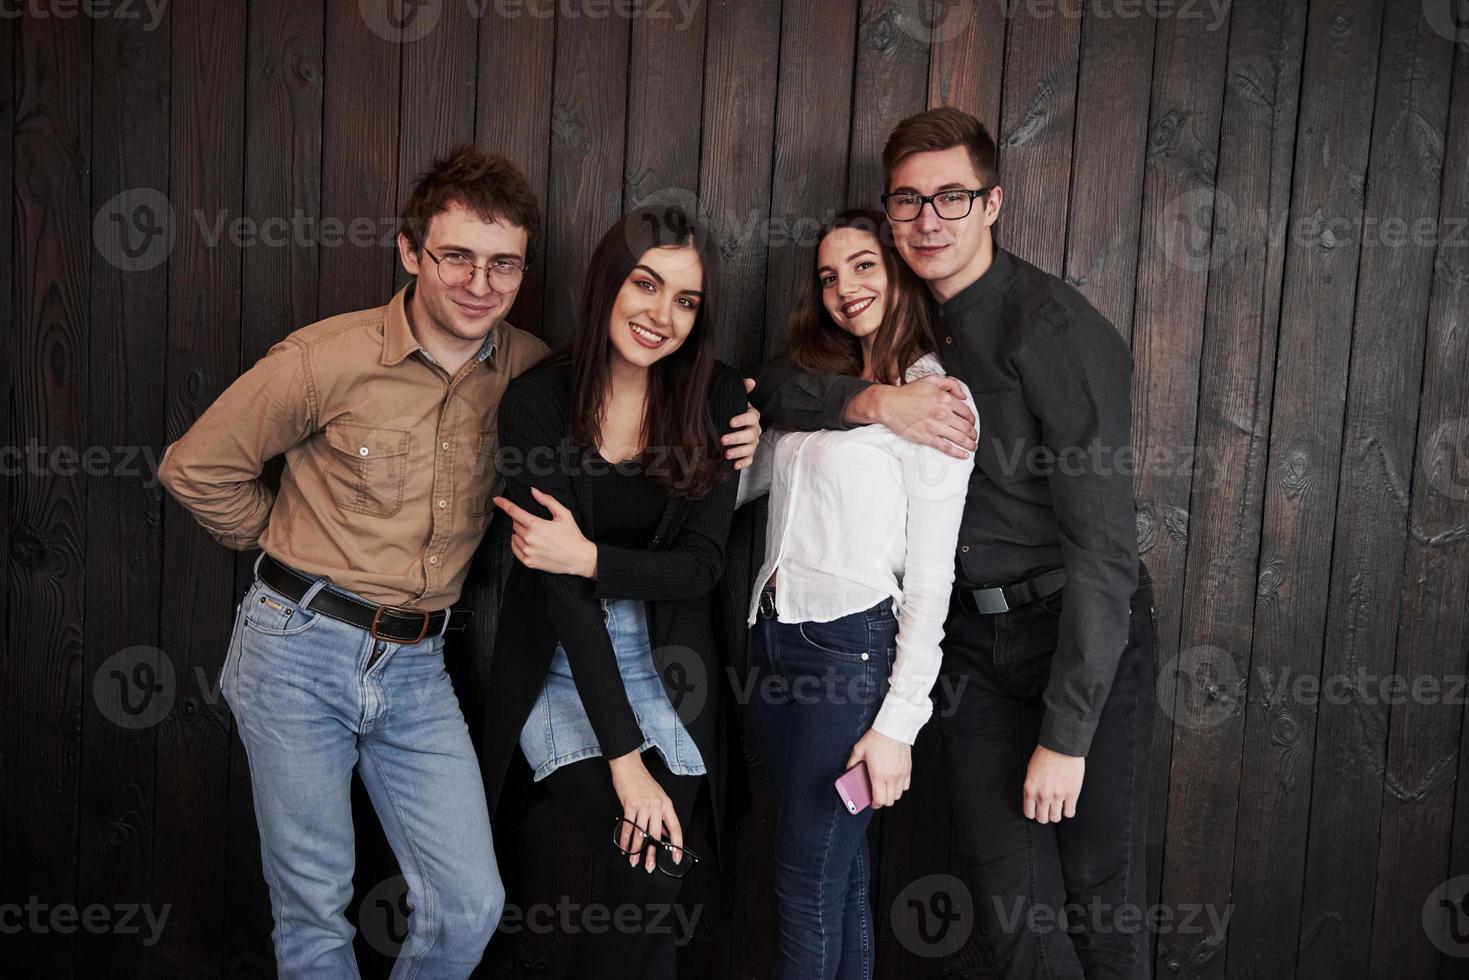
749, 590, 898, 980
220, 570, 503, 979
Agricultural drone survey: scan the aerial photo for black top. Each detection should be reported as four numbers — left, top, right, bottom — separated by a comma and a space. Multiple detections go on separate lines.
481, 354, 750, 856
587, 453, 667, 549
750, 248, 1138, 758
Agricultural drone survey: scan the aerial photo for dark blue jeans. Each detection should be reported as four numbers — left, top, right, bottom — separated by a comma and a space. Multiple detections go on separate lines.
749, 589, 898, 980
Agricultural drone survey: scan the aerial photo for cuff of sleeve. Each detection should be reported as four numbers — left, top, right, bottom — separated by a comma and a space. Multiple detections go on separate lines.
872, 696, 932, 746
590, 545, 630, 598
1038, 710, 1095, 757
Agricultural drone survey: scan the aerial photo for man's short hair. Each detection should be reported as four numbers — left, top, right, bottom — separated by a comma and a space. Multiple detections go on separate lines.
399, 143, 541, 257
882, 107, 999, 189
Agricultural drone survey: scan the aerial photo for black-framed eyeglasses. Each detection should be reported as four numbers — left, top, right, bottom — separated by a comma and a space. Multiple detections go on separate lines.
881, 187, 994, 222
611, 817, 700, 878
421, 246, 526, 290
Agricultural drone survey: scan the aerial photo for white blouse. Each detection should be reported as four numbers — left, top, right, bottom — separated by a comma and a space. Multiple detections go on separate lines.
738, 353, 976, 744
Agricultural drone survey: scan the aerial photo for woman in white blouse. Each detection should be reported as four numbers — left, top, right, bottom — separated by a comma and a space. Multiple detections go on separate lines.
738, 209, 975, 979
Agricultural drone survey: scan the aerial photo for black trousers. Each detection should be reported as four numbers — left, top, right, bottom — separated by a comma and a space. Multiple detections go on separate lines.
937, 565, 1157, 980
539, 749, 702, 980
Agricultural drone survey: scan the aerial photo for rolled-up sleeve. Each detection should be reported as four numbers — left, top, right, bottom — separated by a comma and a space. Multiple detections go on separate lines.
158, 338, 316, 550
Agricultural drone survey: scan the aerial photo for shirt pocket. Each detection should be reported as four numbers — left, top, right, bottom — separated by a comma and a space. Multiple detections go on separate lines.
465, 421, 502, 520
321, 421, 412, 518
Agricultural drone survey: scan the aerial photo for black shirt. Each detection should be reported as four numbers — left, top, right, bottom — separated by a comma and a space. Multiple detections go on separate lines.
750, 247, 1138, 757
588, 453, 667, 549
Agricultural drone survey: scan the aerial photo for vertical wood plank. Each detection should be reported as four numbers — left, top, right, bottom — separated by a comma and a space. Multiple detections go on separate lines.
1296, 8, 1455, 977
1061, 0, 1155, 336
152, 0, 248, 973
846, 0, 931, 208
926, 0, 1004, 127
474, 7, 556, 341
992, 0, 1082, 275
8, 7, 91, 975
1223, 0, 1386, 975
539, 10, 630, 348
760, 0, 859, 353
1369, 34, 1469, 980
1132, 3, 1235, 975
78, 3, 171, 974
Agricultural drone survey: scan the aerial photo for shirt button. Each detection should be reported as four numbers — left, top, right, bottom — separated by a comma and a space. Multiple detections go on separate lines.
359, 446, 370, 456
945, 336, 953, 344
442, 441, 450, 450
961, 545, 970, 553
438, 500, 447, 508
428, 556, 438, 565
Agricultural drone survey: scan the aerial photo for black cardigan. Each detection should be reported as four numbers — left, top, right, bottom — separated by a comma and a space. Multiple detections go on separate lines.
481, 353, 749, 858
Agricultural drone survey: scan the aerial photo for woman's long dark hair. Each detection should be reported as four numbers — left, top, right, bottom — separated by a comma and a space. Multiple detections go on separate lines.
785, 209, 934, 385
564, 203, 727, 499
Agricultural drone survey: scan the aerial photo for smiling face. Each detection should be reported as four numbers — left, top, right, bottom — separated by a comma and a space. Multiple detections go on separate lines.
887, 144, 1001, 302
397, 199, 528, 346
817, 227, 889, 344
606, 244, 705, 371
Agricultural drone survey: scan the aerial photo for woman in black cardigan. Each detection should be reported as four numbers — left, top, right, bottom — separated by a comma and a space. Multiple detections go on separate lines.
481, 205, 756, 979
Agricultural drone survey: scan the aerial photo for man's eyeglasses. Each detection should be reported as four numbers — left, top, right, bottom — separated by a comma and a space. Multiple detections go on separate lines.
881, 187, 994, 222
421, 246, 525, 291
611, 817, 699, 878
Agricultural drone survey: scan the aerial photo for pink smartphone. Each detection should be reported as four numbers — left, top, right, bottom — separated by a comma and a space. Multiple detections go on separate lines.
834, 761, 873, 815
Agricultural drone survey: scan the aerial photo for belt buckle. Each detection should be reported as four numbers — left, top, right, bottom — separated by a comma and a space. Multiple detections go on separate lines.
759, 590, 777, 619
371, 605, 431, 644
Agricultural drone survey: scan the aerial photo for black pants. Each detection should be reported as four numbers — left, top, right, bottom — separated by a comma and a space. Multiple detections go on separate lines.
540, 749, 702, 980
937, 566, 1156, 980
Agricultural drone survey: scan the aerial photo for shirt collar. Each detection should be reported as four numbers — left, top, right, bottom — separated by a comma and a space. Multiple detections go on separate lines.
938, 245, 1013, 319
381, 280, 498, 368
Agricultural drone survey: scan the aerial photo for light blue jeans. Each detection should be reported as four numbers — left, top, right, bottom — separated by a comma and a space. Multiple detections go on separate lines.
220, 569, 503, 979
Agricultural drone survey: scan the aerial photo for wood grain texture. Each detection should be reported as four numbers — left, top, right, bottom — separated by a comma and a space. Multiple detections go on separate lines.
4, 4, 1468, 977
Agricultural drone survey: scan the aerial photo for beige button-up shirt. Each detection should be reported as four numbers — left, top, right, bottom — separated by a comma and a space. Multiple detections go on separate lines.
159, 282, 550, 610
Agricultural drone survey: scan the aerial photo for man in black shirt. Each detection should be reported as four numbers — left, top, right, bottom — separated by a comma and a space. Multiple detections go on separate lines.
750, 107, 1156, 979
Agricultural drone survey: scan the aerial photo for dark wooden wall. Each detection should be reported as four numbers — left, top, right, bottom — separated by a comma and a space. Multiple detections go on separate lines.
4, 0, 1469, 977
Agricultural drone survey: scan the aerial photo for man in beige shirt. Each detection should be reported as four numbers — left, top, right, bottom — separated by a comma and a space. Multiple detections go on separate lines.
159, 145, 759, 978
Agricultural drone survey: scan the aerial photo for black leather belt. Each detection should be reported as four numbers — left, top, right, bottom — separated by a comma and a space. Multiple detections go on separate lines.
257, 553, 471, 644
955, 569, 1067, 615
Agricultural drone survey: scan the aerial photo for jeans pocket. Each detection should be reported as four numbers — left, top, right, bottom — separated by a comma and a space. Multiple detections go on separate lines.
797, 614, 871, 660
241, 583, 325, 637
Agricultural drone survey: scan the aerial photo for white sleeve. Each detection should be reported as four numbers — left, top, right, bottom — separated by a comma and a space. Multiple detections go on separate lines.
872, 387, 976, 743
736, 428, 780, 509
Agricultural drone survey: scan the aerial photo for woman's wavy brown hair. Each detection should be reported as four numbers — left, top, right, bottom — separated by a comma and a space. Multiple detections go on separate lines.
785, 209, 934, 385
562, 203, 728, 499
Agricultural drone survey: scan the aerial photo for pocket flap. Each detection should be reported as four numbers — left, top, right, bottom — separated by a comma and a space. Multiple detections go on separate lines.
324, 421, 412, 460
